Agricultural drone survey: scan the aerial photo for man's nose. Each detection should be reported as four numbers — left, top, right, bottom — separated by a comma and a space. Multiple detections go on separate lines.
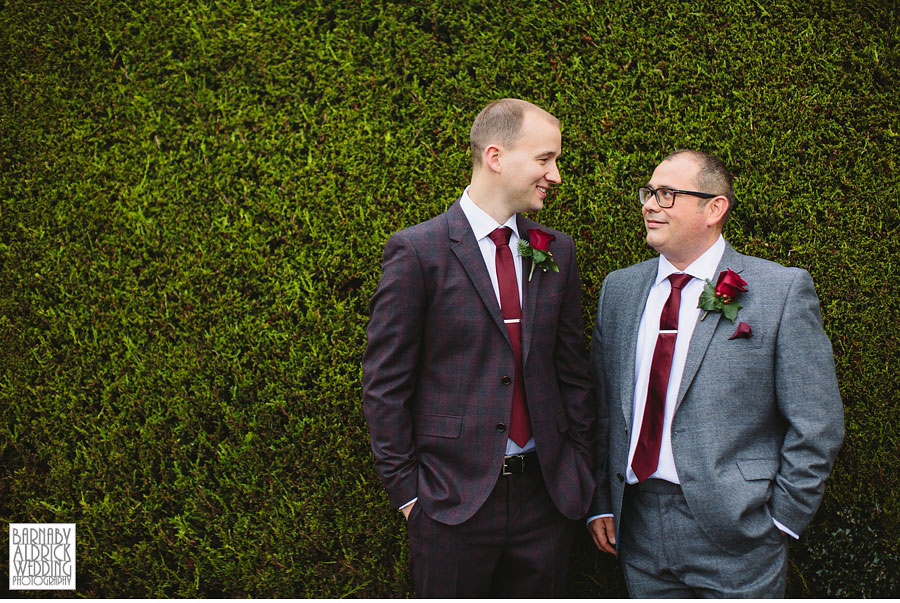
547, 162, 561, 184
642, 192, 661, 213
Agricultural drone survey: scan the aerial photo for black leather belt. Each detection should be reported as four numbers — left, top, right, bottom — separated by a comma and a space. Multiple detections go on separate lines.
626, 478, 682, 494
502, 451, 539, 476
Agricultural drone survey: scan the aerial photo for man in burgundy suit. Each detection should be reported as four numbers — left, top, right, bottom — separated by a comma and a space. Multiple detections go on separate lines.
362, 99, 595, 597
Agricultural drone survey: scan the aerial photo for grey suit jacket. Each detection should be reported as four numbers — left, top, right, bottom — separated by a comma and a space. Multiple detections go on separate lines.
590, 242, 843, 554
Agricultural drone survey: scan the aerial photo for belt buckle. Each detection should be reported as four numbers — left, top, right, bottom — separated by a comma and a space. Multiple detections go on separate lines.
502, 454, 525, 476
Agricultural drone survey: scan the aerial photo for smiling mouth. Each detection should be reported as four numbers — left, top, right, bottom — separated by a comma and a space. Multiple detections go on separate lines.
537, 186, 549, 196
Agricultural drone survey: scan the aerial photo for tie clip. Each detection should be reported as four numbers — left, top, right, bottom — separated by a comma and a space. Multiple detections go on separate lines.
504, 319, 521, 324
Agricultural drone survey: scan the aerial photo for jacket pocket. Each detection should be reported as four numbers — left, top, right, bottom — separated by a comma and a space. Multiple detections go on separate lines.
414, 413, 462, 438
736, 458, 779, 481
728, 333, 766, 349
555, 410, 569, 433
533, 289, 566, 309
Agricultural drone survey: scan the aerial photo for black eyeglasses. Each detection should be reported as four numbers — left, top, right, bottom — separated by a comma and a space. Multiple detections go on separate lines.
638, 186, 717, 208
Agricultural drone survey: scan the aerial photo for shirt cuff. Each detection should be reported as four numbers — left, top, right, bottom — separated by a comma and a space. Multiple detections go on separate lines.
773, 518, 799, 539
586, 513, 613, 526
399, 498, 418, 511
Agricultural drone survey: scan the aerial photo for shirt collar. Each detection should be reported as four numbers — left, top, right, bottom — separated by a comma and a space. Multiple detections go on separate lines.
655, 235, 726, 286
460, 187, 520, 241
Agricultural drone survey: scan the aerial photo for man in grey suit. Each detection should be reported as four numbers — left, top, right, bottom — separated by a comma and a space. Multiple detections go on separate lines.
587, 149, 843, 597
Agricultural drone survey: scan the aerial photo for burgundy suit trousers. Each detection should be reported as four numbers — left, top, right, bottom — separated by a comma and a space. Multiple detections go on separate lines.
407, 469, 576, 597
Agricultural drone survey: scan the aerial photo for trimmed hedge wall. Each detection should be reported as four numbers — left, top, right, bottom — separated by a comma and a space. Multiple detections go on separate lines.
1, 0, 898, 597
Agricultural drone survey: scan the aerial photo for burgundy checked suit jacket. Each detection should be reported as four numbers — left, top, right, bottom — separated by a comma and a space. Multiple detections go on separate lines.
363, 200, 595, 525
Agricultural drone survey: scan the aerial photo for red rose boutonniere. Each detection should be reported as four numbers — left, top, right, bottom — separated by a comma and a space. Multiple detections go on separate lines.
698, 269, 748, 323
518, 229, 559, 281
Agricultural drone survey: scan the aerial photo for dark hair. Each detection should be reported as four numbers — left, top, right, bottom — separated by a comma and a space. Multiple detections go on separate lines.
664, 149, 736, 224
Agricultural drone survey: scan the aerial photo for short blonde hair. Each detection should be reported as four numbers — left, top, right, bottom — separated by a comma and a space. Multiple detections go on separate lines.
469, 99, 559, 168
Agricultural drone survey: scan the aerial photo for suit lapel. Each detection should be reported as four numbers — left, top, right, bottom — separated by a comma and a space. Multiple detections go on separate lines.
675, 244, 743, 411
518, 215, 541, 365
448, 200, 510, 344
622, 262, 657, 429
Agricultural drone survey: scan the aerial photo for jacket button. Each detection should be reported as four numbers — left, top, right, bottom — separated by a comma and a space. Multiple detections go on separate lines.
616, 472, 625, 482
496, 423, 506, 432
501, 376, 512, 385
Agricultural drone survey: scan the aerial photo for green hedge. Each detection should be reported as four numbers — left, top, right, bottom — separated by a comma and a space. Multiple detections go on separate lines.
1, 0, 898, 597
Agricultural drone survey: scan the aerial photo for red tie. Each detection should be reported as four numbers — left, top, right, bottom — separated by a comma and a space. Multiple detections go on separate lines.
632, 273, 693, 482
488, 227, 532, 447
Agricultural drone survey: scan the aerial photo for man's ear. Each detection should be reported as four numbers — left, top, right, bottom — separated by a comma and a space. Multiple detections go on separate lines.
705, 195, 729, 227
483, 144, 502, 174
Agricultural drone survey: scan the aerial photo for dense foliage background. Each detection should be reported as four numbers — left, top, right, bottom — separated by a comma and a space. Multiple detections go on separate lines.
2, 0, 898, 597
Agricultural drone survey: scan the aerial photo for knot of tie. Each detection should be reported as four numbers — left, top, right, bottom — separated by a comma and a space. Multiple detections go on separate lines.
488, 227, 513, 247
668, 273, 693, 290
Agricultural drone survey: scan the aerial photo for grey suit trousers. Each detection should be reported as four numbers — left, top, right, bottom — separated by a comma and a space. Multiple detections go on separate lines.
620, 479, 788, 598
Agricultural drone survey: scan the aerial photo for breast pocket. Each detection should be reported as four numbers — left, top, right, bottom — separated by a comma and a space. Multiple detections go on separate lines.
727, 333, 767, 350
532, 289, 565, 310
529, 289, 564, 331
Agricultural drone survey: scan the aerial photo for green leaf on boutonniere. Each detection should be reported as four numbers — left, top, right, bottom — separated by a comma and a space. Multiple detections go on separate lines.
532, 250, 547, 263
698, 281, 718, 310
722, 302, 740, 322
697, 271, 745, 323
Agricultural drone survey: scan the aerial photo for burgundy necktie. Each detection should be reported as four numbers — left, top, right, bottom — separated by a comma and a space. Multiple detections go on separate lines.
488, 227, 532, 447
632, 273, 693, 482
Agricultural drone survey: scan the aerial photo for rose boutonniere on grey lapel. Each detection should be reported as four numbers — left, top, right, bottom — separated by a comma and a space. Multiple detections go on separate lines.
698, 269, 749, 329
518, 229, 559, 281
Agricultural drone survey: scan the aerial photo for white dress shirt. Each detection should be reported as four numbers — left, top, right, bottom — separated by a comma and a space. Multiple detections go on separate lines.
459, 189, 524, 311
626, 236, 726, 484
